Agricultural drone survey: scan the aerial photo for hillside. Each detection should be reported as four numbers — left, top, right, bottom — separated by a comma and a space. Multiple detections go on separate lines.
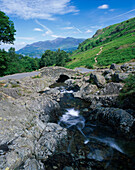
17, 37, 85, 57
66, 17, 135, 69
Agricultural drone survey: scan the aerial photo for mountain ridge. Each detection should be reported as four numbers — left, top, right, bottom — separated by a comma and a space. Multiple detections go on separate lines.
17, 37, 85, 57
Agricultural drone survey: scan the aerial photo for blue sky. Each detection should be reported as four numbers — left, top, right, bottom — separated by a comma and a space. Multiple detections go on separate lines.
0, 0, 135, 50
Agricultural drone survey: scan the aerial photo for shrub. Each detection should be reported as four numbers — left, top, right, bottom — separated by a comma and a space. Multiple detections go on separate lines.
85, 63, 94, 69
119, 74, 135, 109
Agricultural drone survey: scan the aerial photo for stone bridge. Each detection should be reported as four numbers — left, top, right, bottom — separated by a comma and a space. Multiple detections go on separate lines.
40, 66, 78, 82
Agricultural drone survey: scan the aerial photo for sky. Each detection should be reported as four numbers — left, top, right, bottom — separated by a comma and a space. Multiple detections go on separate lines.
0, 0, 135, 51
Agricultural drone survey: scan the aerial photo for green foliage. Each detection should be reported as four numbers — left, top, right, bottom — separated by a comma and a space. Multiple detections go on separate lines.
0, 11, 16, 44
0, 48, 40, 77
85, 63, 94, 69
120, 74, 135, 97
119, 74, 135, 109
66, 47, 99, 69
0, 49, 9, 76
75, 17, 135, 54
39, 49, 69, 68
66, 17, 135, 68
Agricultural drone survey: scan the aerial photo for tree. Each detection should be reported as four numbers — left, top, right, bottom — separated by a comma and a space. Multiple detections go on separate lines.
39, 50, 55, 67
0, 49, 9, 76
55, 49, 69, 66
0, 11, 16, 44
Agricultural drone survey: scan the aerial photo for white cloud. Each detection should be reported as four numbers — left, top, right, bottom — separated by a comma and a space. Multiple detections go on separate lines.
34, 28, 43, 32
0, 42, 27, 51
74, 26, 82, 33
0, 0, 79, 20
35, 20, 53, 36
62, 27, 74, 30
86, 29, 93, 33
111, 8, 135, 19
51, 35, 64, 38
98, 4, 109, 9
62, 26, 82, 33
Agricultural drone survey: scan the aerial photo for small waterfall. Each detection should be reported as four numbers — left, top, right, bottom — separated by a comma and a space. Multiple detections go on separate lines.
59, 108, 89, 144
46, 81, 135, 169
59, 108, 85, 129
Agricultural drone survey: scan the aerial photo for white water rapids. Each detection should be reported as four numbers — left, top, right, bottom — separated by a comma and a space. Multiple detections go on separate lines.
59, 107, 124, 161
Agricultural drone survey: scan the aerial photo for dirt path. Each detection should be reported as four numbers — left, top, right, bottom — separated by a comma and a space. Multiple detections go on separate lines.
94, 47, 103, 63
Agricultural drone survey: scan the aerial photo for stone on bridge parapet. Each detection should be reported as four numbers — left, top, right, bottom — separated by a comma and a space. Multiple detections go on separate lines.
40, 66, 78, 80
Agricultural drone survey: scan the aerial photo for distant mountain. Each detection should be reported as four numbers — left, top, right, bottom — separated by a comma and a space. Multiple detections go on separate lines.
17, 37, 85, 57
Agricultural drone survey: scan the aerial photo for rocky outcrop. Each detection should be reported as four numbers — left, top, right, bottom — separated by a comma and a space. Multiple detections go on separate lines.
74, 82, 123, 107
0, 87, 22, 99
90, 73, 106, 88
0, 64, 134, 169
0, 69, 69, 169
35, 123, 68, 160
88, 107, 135, 139
112, 72, 129, 82
110, 63, 120, 70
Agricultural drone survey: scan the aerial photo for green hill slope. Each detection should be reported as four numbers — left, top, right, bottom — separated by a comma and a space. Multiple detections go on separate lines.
66, 17, 135, 69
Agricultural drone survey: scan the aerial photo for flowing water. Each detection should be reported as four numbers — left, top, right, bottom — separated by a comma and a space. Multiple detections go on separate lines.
45, 83, 135, 169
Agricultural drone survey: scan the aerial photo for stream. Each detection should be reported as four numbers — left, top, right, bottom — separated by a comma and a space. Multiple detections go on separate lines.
44, 83, 135, 169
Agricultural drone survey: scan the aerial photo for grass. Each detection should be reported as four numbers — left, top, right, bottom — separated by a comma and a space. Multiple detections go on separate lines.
66, 33, 135, 69
65, 17, 135, 69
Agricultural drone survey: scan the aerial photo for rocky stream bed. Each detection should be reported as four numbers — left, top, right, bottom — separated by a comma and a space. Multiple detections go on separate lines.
0, 64, 135, 170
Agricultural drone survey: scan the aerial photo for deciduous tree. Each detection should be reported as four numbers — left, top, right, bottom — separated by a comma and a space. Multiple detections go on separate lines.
0, 11, 16, 44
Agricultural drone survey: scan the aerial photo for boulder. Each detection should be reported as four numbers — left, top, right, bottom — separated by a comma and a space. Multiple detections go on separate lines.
88, 107, 135, 139
110, 63, 120, 70
121, 63, 129, 71
65, 79, 75, 86
103, 69, 114, 76
104, 74, 112, 81
74, 82, 123, 107
90, 73, 106, 88
74, 83, 98, 99
112, 73, 129, 82
99, 82, 123, 95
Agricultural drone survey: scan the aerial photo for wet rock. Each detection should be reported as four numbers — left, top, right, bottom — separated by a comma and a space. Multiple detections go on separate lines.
88, 107, 135, 139
63, 166, 74, 170
65, 79, 75, 86
90, 73, 106, 88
